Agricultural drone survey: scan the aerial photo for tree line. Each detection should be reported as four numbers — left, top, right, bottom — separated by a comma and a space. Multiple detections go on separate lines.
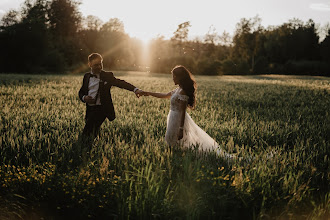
1, 0, 329, 76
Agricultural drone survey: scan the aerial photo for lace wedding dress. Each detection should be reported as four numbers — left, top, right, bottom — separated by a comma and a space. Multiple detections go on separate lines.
165, 88, 235, 159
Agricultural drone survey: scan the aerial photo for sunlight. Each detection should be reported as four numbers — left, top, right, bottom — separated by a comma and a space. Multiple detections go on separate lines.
133, 32, 153, 45
71, 39, 151, 74
139, 39, 151, 72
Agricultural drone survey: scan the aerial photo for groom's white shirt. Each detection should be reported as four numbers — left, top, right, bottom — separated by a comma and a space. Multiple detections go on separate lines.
83, 71, 101, 106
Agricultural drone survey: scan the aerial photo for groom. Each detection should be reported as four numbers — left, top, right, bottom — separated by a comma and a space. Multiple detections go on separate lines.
79, 53, 143, 137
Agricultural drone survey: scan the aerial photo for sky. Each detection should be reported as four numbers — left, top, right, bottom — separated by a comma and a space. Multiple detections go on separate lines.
0, 0, 329, 42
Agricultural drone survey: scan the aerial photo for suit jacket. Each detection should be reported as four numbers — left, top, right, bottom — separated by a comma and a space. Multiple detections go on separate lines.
79, 70, 135, 121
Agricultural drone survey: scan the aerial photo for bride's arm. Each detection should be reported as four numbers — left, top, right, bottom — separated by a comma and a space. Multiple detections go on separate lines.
177, 96, 188, 139
178, 104, 187, 140
143, 91, 172, 99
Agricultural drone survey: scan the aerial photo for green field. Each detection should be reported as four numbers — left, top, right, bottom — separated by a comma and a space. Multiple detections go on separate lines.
0, 72, 329, 219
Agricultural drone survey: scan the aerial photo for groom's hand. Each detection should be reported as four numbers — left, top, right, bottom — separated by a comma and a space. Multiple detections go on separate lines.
134, 89, 143, 98
84, 96, 95, 104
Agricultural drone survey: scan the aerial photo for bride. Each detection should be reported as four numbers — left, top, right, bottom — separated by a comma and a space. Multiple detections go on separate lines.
142, 65, 235, 160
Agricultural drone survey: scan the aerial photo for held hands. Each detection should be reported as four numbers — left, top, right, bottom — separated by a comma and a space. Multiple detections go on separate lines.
134, 89, 149, 98
134, 89, 143, 98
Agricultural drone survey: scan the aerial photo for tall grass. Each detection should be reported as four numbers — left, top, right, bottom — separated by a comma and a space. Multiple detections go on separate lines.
0, 73, 329, 219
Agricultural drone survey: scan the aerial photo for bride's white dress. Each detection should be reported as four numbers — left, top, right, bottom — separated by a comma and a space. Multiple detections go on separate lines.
165, 88, 235, 159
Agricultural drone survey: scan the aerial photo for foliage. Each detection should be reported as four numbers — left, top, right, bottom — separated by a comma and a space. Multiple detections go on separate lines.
196, 58, 221, 75
0, 72, 329, 219
0, 2, 330, 75
171, 21, 191, 43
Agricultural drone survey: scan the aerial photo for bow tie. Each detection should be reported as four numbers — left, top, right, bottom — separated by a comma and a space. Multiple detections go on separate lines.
90, 74, 98, 78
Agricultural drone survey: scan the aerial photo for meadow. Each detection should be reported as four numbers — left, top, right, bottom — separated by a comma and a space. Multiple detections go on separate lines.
0, 72, 329, 219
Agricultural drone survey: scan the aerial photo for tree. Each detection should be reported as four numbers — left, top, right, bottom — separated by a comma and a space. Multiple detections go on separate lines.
171, 21, 191, 42
320, 28, 330, 61
0, 0, 56, 72
48, 0, 82, 37
204, 25, 219, 45
97, 18, 129, 69
219, 31, 232, 46
79, 15, 103, 54
0, 10, 21, 28
101, 18, 125, 33
84, 15, 103, 31
232, 15, 264, 73
48, 0, 83, 67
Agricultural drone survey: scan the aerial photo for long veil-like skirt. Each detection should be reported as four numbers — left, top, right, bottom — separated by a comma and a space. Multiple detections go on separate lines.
165, 111, 235, 159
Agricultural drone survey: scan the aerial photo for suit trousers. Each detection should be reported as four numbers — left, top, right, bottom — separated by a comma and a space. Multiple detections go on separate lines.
83, 105, 107, 137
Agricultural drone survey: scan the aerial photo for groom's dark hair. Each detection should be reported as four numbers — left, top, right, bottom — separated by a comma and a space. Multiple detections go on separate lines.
88, 53, 103, 62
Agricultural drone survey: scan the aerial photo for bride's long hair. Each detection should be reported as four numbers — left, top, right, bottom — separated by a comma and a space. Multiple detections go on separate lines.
172, 65, 196, 109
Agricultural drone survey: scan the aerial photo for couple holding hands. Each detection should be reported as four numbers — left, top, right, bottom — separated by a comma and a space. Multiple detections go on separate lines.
79, 53, 234, 159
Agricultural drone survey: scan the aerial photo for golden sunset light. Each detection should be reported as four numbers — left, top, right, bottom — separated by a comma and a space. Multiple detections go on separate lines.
1, 0, 330, 42
0, 1, 329, 218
